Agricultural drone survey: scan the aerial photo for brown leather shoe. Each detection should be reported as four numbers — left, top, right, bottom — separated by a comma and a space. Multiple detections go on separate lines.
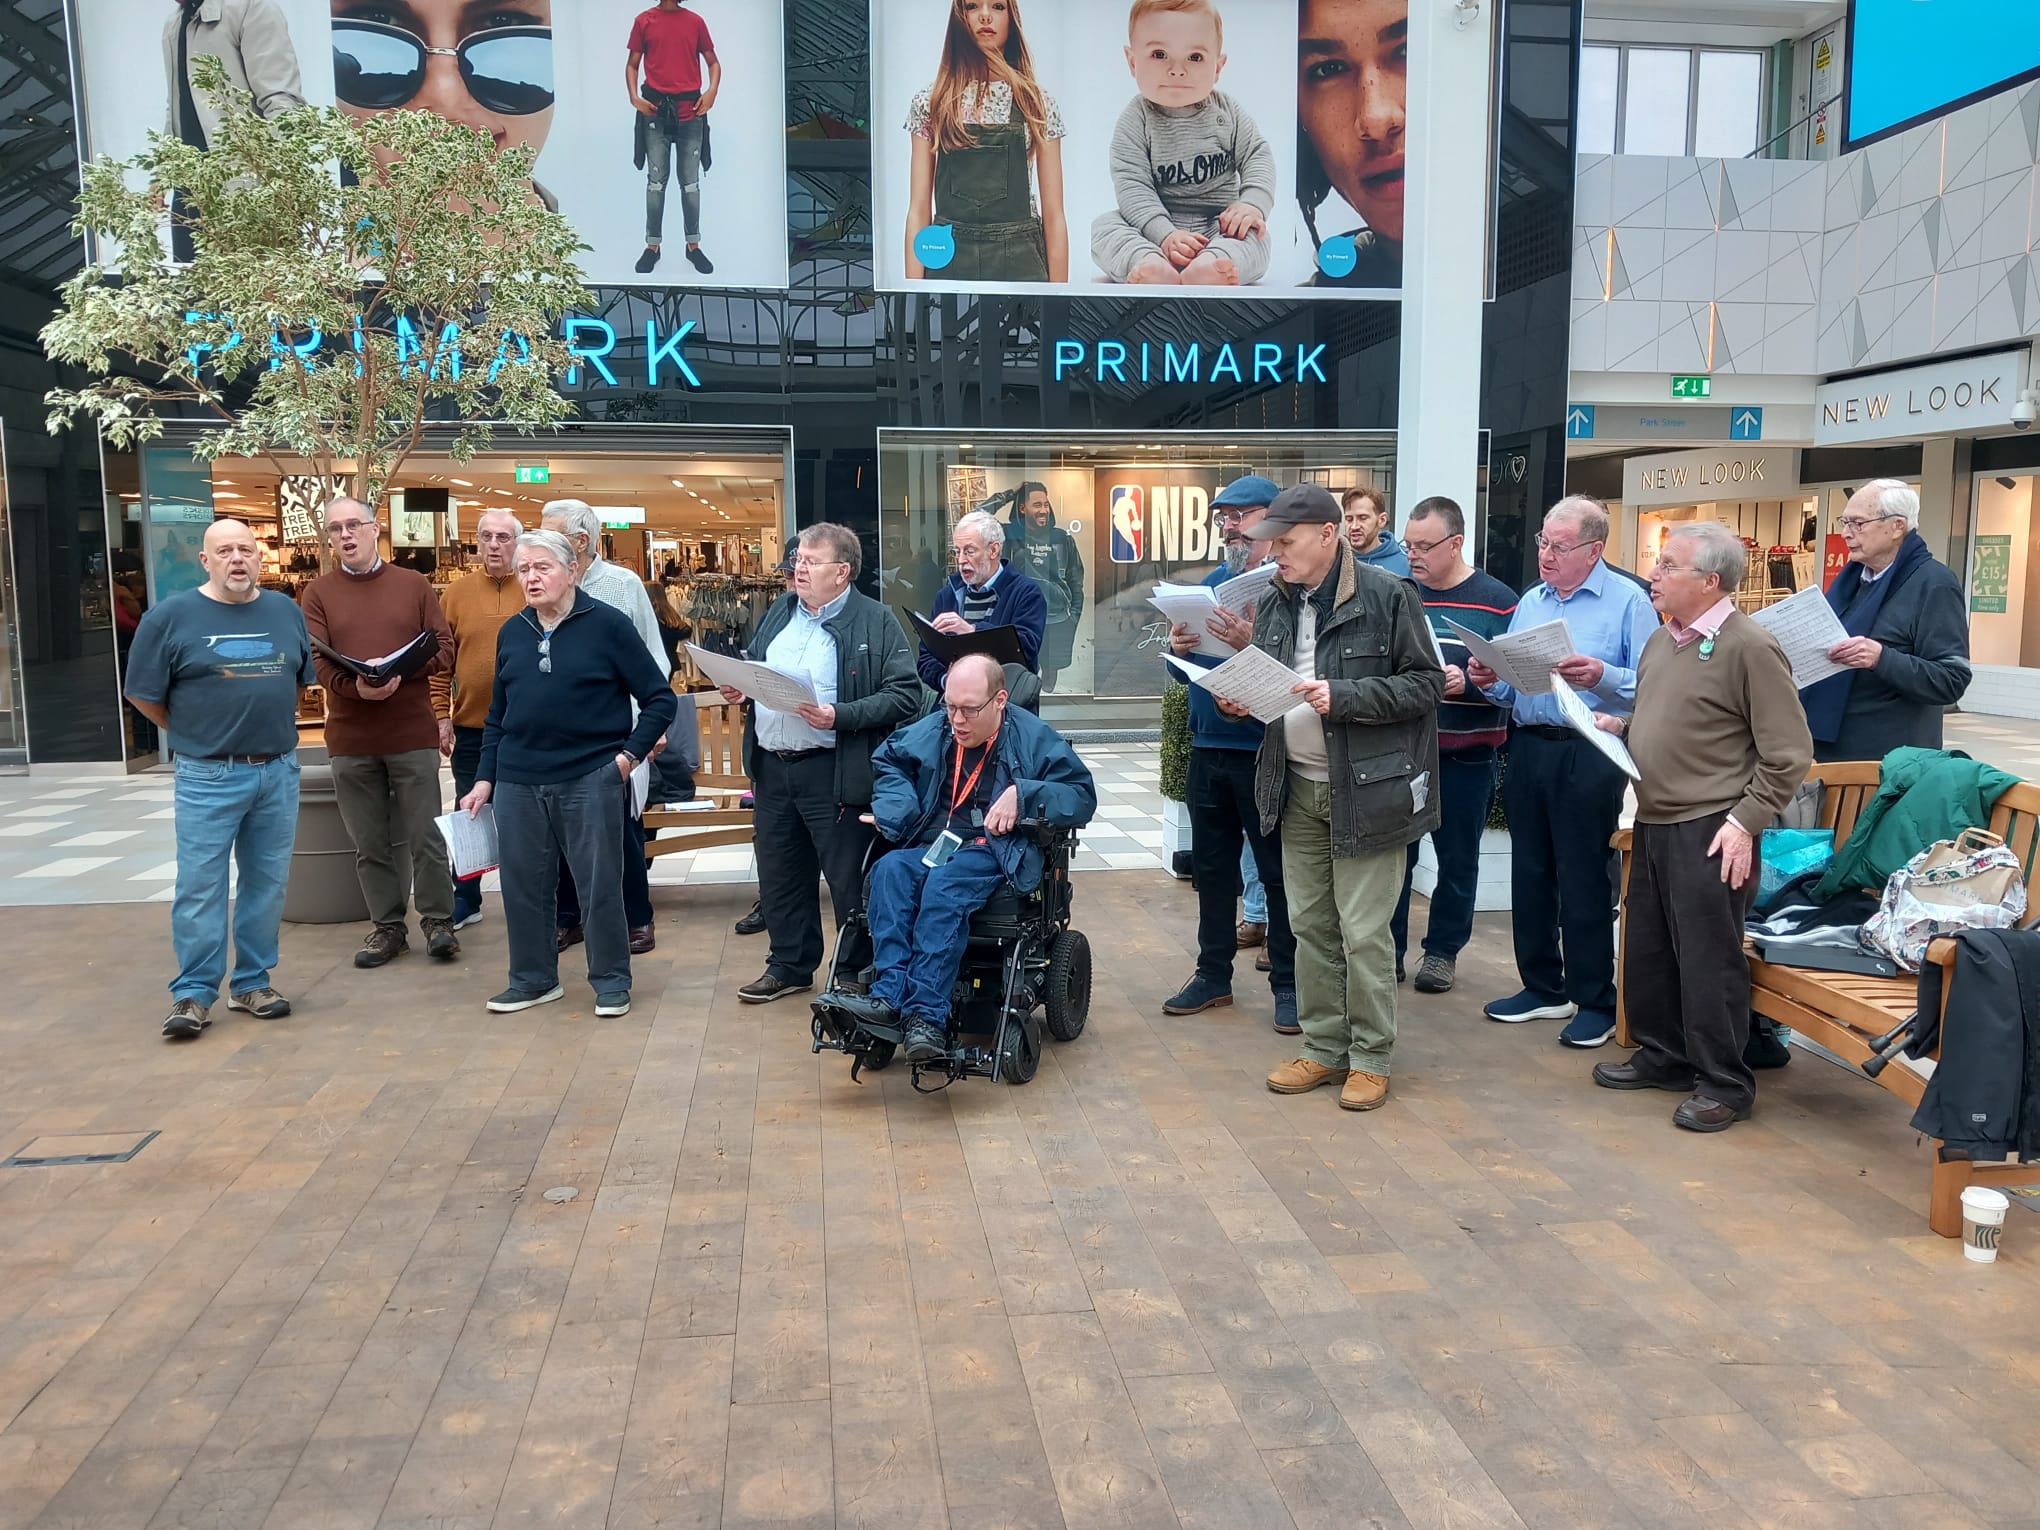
1673, 1095, 1750, 1132
1255, 948, 1272, 972
556, 925, 584, 953
629, 925, 656, 955
1266, 1057, 1349, 1094
1236, 920, 1266, 949
1340, 1071, 1390, 1111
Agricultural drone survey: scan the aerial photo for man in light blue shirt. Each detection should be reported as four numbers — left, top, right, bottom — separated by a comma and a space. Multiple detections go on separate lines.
1466, 495, 1659, 1048
756, 591, 843, 753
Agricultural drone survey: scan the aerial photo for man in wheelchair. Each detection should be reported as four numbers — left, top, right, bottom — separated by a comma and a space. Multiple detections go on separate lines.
825, 653, 1096, 1064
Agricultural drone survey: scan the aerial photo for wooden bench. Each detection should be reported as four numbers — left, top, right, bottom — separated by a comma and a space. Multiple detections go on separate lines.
1615, 760, 2040, 1236
643, 698, 755, 857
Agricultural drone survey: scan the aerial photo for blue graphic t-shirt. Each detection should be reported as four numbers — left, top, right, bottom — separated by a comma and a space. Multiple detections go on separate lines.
125, 587, 316, 758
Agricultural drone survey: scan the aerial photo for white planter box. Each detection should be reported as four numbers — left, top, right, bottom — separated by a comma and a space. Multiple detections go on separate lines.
1412, 828, 1512, 912
1161, 798, 1194, 877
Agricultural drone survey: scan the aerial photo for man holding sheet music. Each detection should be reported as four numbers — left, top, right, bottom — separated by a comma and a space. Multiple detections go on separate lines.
721, 523, 920, 1005
1159, 475, 1298, 1033
1587, 522, 1811, 1132
1215, 484, 1443, 1114
1464, 495, 1659, 1049
302, 496, 459, 971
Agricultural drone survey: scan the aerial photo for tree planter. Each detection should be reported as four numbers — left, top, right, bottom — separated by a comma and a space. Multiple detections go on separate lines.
1161, 798, 1194, 879
1412, 829, 1512, 912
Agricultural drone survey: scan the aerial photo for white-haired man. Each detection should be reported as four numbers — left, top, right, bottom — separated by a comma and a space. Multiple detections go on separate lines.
1590, 522, 1811, 1132
302, 496, 458, 969
1466, 495, 1659, 1049
541, 500, 685, 954
1800, 479, 1970, 762
917, 509, 1049, 689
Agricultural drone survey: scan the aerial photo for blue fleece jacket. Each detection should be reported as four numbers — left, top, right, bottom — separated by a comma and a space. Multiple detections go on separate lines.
1358, 533, 1410, 577
918, 561, 1049, 688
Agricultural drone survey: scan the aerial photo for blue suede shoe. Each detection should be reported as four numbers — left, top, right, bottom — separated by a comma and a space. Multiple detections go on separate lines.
1483, 989, 1577, 1024
1162, 974, 1233, 1015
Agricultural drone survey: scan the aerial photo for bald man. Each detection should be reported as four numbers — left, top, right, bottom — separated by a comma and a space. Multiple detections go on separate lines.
126, 518, 318, 1041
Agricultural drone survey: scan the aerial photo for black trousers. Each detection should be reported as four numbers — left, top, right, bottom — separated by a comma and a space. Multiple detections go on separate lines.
1625, 813, 1758, 1110
754, 749, 875, 982
1188, 746, 1294, 991
1506, 730, 1627, 1013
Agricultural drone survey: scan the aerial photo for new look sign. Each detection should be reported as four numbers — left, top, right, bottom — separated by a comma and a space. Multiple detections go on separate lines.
1627, 447, 1790, 509
1815, 348, 2031, 445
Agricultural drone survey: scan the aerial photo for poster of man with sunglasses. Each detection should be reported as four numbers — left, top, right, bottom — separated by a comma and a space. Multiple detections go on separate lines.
75, 0, 790, 291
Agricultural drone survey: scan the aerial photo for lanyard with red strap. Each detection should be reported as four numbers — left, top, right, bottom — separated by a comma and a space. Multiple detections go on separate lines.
950, 727, 999, 835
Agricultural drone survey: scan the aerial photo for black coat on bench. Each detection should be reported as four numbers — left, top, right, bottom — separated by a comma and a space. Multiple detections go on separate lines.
1910, 927, 2040, 1162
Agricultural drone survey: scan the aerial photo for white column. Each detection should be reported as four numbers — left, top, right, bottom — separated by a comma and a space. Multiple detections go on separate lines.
1397, 0, 1498, 540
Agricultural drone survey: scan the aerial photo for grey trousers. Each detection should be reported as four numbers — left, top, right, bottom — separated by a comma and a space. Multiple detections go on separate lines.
1089, 207, 1271, 283
329, 747, 453, 926
497, 764, 632, 996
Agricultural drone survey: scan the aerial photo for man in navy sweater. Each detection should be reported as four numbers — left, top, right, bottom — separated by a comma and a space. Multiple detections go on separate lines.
1160, 476, 1297, 1034
917, 509, 1049, 690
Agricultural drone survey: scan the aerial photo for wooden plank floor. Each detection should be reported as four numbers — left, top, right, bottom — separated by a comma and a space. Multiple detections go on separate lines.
2, 876, 2039, 1530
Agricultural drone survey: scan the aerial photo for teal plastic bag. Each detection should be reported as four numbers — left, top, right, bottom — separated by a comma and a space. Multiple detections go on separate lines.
1759, 826, 1834, 905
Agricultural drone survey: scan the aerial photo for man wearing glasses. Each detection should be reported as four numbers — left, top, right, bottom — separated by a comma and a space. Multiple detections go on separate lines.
301, 496, 458, 970
724, 524, 920, 1005
432, 508, 525, 932
829, 654, 1096, 1063
1391, 495, 1518, 996
1800, 479, 1969, 763
1465, 495, 1658, 1048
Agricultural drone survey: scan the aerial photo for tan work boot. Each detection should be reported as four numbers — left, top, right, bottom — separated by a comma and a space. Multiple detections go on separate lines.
1266, 1057, 1350, 1094
1340, 1071, 1390, 1111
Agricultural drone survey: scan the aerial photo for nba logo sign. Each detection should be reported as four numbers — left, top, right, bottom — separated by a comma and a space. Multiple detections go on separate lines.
1108, 484, 1145, 563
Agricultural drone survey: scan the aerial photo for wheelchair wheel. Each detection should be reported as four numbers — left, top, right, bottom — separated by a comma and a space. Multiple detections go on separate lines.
1043, 930, 1092, 1042
861, 1040, 896, 1072
996, 1016, 1040, 1084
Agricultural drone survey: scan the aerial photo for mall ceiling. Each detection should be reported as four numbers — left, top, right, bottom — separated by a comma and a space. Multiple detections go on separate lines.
0, 0, 82, 294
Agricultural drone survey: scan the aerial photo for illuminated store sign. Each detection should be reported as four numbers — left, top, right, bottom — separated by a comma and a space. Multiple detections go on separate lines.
1051, 338, 1330, 388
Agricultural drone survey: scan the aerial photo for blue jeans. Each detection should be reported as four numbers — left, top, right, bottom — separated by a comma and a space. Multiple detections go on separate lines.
646, 115, 705, 243
1392, 747, 1501, 962
171, 754, 300, 1003
1241, 841, 1267, 924
868, 842, 1006, 1027
497, 764, 631, 996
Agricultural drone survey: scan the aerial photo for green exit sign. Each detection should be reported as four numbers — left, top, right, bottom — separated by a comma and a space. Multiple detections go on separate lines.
1670, 375, 1711, 399
514, 464, 550, 484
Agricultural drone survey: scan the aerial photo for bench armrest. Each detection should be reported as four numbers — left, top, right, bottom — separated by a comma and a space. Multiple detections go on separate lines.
1612, 828, 1633, 853
1924, 937, 1959, 969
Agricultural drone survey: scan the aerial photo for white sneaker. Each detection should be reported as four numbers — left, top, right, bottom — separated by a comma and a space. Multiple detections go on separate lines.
452, 910, 484, 931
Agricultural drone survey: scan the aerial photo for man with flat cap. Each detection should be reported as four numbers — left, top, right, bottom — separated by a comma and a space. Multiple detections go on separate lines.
1216, 483, 1443, 1112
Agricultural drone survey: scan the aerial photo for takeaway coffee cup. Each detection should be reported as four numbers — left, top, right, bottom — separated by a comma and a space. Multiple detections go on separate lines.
1960, 1186, 2010, 1263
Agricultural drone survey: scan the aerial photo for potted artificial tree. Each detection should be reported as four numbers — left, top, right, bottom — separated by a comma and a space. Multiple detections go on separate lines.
1159, 680, 1193, 878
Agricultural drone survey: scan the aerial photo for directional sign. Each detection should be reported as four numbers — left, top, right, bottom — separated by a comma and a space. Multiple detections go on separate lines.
514, 464, 550, 484
1565, 404, 1595, 439
1729, 406, 1764, 441
1671, 375, 1712, 399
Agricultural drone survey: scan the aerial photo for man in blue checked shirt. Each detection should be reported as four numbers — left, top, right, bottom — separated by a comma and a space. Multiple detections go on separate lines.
1465, 495, 1660, 1048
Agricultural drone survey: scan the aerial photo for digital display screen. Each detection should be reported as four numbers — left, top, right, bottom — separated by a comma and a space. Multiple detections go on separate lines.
1845, 0, 2040, 150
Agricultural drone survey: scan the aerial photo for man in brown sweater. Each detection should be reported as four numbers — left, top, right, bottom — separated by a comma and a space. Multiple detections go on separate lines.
431, 508, 524, 931
301, 496, 458, 968
1591, 521, 1812, 1132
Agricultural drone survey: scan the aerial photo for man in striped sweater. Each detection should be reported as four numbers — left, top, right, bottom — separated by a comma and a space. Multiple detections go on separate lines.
917, 510, 1048, 691
1392, 496, 1518, 995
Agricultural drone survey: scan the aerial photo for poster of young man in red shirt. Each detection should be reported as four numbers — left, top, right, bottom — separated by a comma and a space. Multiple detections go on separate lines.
625, 0, 722, 276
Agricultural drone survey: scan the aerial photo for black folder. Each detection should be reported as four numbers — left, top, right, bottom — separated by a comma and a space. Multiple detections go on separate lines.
910, 611, 1027, 668
311, 629, 441, 685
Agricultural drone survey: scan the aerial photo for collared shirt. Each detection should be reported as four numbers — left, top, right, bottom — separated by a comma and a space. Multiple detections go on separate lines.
1861, 559, 1891, 584
1481, 558, 1660, 724
756, 588, 846, 752
1667, 596, 1735, 648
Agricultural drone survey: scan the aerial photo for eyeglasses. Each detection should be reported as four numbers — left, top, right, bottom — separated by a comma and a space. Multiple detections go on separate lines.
1839, 513, 1901, 531
1214, 507, 1250, 524
537, 632, 551, 674
1403, 532, 1460, 556
944, 696, 998, 720
326, 519, 374, 537
1535, 533, 1604, 556
793, 556, 845, 569
1651, 561, 1695, 575
332, 20, 554, 116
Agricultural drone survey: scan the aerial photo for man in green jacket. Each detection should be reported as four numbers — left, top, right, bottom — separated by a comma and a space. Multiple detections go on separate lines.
719, 524, 921, 1004
1219, 484, 1444, 1111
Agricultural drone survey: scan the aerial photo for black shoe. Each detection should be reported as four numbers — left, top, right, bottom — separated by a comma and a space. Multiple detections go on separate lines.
1396, 957, 1407, 985
635, 246, 660, 274
827, 992, 899, 1028
903, 1017, 946, 1061
629, 924, 656, 955
1744, 1023, 1792, 1070
423, 918, 460, 961
1161, 974, 1233, 1015
1673, 1095, 1751, 1132
734, 903, 767, 936
686, 245, 714, 274
739, 972, 812, 1004
1592, 1059, 1696, 1092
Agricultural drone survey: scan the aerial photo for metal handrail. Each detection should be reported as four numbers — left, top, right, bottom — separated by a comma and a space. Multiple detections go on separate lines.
1747, 91, 1844, 158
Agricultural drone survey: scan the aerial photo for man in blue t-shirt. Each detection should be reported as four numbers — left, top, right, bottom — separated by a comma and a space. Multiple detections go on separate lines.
125, 519, 316, 1041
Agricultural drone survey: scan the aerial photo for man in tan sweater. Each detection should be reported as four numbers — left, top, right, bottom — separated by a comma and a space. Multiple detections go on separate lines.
432, 509, 525, 930
1591, 521, 1811, 1132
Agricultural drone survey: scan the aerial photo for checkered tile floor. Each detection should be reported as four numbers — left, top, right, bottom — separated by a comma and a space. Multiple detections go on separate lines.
0, 742, 1168, 906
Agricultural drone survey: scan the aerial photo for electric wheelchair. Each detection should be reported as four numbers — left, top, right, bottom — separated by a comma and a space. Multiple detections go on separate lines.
809, 820, 1091, 1089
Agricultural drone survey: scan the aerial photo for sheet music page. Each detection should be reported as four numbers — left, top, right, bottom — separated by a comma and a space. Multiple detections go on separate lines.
1147, 586, 1231, 658
1213, 561, 1278, 614
434, 805, 500, 879
1164, 645, 1307, 724
1551, 675, 1642, 780
684, 643, 819, 713
1749, 586, 1849, 688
